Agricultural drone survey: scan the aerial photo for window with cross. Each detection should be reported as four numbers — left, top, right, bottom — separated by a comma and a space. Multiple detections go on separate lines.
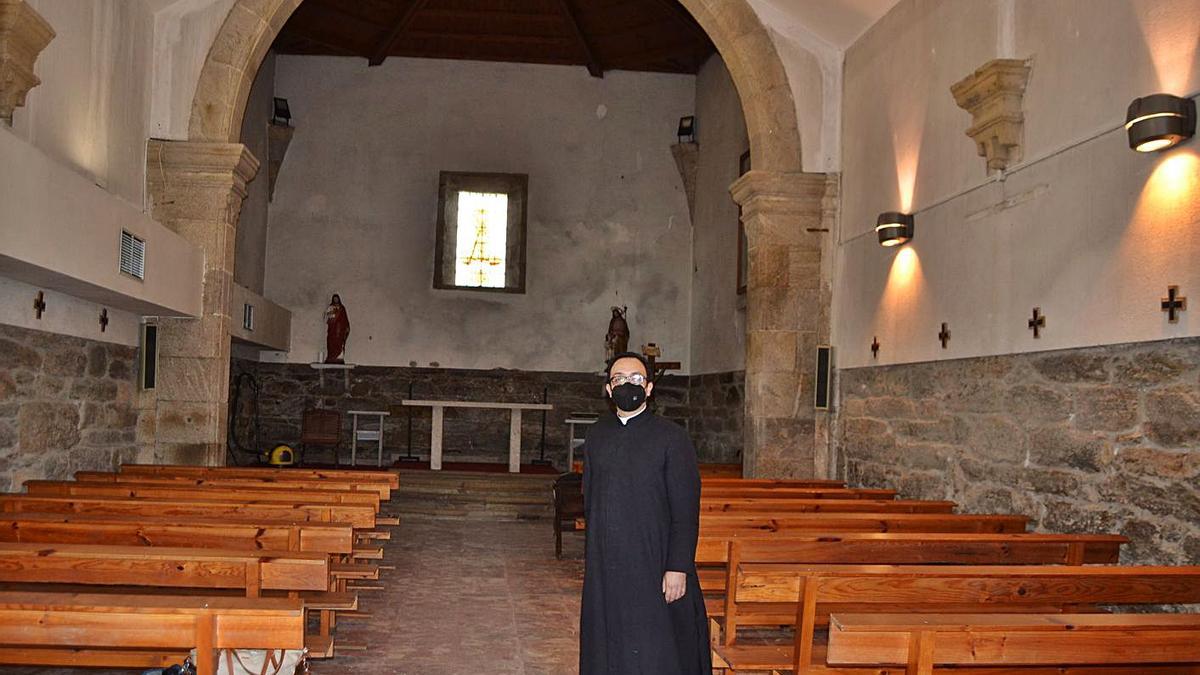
434, 172, 528, 293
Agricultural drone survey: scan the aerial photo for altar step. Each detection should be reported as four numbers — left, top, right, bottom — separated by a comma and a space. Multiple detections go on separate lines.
394, 469, 557, 521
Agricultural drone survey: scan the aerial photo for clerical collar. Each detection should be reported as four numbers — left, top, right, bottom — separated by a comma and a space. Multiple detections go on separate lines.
617, 405, 647, 425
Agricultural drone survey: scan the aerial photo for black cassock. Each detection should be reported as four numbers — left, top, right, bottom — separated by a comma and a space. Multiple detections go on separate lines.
579, 410, 711, 675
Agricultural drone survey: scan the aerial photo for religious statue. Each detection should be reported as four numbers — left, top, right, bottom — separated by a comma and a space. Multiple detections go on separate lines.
605, 306, 629, 362
324, 294, 350, 364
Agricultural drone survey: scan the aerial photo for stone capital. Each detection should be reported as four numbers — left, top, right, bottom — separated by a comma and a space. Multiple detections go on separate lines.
951, 58, 1031, 173
731, 170, 830, 248
146, 140, 261, 226
0, 0, 54, 125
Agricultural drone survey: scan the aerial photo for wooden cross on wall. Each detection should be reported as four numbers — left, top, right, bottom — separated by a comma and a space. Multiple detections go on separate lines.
938, 322, 951, 349
1028, 307, 1045, 338
870, 336, 880, 359
1161, 286, 1187, 323
99, 308, 109, 333
33, 291, 46, 319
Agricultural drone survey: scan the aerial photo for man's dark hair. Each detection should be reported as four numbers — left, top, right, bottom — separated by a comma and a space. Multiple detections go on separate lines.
605, 351, 650, 379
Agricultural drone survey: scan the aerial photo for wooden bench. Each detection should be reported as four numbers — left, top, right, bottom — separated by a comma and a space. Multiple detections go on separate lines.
701, 478, 845, 488
827, 613, 1200, 674
702, 487, 897, 500
76, 470, 392, 500
699, 498, 955, 514
0, 494, 379, 529
0, 511, 356, 554
716, 563, 1200, 674
0, 591, 304, 674
701, 532, 1126, 644
25, 479, 382, 511
698, 512, 1029, 535
120, 463, 399, 490
0, 541, 328, 596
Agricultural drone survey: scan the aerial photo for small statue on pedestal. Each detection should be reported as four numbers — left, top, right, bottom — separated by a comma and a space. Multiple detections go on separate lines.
324, 294, 350, 364
605, 306, 629, 362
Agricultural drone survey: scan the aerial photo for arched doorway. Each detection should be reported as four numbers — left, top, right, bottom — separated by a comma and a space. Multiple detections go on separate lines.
159, 0, 831, 478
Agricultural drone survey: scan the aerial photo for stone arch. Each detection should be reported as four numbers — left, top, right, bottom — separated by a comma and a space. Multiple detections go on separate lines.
187, 0, 803, 172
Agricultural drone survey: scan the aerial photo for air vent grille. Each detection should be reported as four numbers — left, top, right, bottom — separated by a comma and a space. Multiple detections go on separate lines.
120, 231, 145, 280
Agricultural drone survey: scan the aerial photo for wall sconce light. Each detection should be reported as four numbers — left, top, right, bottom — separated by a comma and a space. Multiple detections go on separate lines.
1125, 94, 1195, 152
677, 115, 696, 144
876, 211, 914, 247
272, 97, 292, 127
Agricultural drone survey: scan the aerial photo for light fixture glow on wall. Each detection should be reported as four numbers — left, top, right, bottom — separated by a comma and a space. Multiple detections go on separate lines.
876, 211, 914, 247
1125, 94, 1195, 152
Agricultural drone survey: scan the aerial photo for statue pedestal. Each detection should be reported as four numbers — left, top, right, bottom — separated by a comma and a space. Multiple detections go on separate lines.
309, 362, 355, 388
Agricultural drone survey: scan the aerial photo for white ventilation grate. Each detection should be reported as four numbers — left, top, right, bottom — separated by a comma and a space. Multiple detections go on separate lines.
120, 230, 145, 280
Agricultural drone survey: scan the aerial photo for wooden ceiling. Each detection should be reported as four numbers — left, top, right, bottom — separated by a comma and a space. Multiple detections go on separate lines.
272, 0, 717, 76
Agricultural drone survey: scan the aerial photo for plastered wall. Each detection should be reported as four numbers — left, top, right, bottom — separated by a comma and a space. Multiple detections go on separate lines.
235, 52, 276, 294
264, 56, 695, 372
834, 0, 1200, 369
689, 55, 748, 375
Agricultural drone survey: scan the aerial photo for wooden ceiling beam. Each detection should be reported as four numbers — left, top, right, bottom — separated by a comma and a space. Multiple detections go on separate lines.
646, 0, 711, 45
555, 0, 604, 78
283, 16, 373, 59
369, 0, 431, 67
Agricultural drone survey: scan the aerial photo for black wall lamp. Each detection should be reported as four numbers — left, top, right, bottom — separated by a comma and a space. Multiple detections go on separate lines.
876, 211, 914, 247
272, 97, 292, 127
1126, 94, 1195, 152
677, 115, 696, 144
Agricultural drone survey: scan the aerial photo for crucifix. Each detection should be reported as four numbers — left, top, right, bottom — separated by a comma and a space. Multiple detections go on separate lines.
1028, 307, 1045, 338
99, 308, 109, 333
1161, 286, 1187, 323
33, 291, 46, 319
938, 322, 951, 349
870, 337, 880, 359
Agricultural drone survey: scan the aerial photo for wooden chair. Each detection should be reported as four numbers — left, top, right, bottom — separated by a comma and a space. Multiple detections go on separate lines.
301, 408, 342, 465
553, 472, 584, 559
827, 612, 1200, 674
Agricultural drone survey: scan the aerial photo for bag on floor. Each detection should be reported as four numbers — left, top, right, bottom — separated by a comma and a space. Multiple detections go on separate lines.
187, 648, 307, 675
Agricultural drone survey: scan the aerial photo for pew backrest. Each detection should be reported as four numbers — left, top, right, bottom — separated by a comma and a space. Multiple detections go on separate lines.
699, 498, 954, 514
0, 494, 375, 529
120, 463, 399, 489
26, 480, 381, 510
75, 471, 389, 499
699, 512, 1028, 534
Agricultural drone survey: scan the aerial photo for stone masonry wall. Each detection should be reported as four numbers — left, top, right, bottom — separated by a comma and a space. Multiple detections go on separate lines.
839, 337, 1200, 565
689, 371, 745, 464
0, 323, 139, 491
231, 362, 744, 469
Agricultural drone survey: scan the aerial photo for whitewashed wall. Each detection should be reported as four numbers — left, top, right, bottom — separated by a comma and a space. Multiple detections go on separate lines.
689, 55, 748, 374
264, 56, 695, 372
834, 0, 1200, 368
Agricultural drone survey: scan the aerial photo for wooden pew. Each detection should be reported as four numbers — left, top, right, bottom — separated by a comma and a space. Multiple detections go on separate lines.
76, 470, 391, 500
0, 541, 328, 596
701, 487, 897, 500
701, 478, 845, 488
698, 512, 1029, 535
120, 463, 399, 490
0, 591, 304, 674
0, 511, 355, 554
717, 563, 1200, 674
827, 612, 1200, 674
25, 479, 382, 511
701, 533, 1126, 644
699, 498, 954, 514
0, 494, 378, 529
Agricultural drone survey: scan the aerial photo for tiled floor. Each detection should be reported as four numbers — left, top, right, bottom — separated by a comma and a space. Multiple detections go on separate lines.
0, 517, 586, 675
323, 517, 585, 674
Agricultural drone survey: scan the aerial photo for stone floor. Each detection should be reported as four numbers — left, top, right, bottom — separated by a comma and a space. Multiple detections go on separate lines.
0, 517, 587, 675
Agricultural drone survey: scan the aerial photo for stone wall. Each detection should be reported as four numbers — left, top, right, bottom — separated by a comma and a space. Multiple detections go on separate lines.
0, 323, 139, 491
839, 337, 1200, 565
231, 361, 744, 469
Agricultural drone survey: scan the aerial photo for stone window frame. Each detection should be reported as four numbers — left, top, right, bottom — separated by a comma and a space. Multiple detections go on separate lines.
433, 171, 529, 294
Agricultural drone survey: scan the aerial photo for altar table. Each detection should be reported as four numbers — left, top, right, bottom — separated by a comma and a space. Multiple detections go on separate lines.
400, 400, 554, 473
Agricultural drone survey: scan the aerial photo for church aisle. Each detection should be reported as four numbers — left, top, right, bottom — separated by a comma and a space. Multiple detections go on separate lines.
326, 517, 585, 675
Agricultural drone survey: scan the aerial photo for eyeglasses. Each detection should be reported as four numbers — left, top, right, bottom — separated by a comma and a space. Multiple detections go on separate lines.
609, 373, 648, 386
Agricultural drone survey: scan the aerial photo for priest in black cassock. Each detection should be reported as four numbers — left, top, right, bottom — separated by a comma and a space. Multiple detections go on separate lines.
579, 352, 711, 675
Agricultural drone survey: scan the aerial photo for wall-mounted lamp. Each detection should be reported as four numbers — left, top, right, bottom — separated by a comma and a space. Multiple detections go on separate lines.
677, 115, 695, 144
272, 97, 292, 127
1125, 94, 1195, 152
876, 211, 914, 247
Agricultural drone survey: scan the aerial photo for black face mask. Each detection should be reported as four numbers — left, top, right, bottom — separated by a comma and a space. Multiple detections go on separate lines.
610, 382, 647, 412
